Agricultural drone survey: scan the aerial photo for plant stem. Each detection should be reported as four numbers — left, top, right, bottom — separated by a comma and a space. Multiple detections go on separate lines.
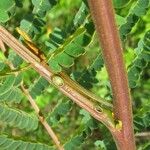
0, 25, 115, 134
88, 0, 136, 149
21, 85, 64, 150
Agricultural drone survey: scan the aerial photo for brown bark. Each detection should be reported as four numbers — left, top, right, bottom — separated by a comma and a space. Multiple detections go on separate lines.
88, 0, 136, 149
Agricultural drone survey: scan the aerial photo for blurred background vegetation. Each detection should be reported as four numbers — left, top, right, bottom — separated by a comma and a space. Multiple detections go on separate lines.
0, 0, 150, 149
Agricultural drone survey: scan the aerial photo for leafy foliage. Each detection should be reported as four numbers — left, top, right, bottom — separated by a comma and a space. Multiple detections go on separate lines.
0, 104, 38, 131
48, 21, 95, 73
119, 0, 150, 40
0, 0, 150, 149
0, 135, 53, 150
32, 0, 58, 17
46, 2, 93, 73
46, 99, 72, 126
64, 109, 98, 150
113, 0, 131, 8
72, 54, 104, 89
29, 77, 49, 99
128, 30, 150, 88
0, 0, 15, 23
0, 74, 22, 103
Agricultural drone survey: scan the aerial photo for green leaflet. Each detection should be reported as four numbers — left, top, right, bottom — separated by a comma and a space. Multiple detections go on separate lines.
0, 104, 38, 131
73, 2, 89, 28
94, 140, 107, 150
0, 75, 16, 96
8, 51, 23, 69
73, 69, 98, 90
64, 135, 84, 150
46, 99, 72, 126
90, 54, 104, 71
45, 2, 90, 73
64, 109, 98, 150
115, 14, 126, 26
29, 77, 49, 99
19, 17, 45, 36
119, 0, 150, 40
0, 9, 9, 23
13, 73, 23, 87
0, 88, 22, 103
113, 0, 131, 8
0, 0, 15, 23
72, 54, 104, 89
134, 96, 150, 131
0, 61, 6, 71
32, 0, 58, 17
0, 74, 23, 103
128, 30, 150, 88
47, 21, 95, 73
0, 135, 53, 150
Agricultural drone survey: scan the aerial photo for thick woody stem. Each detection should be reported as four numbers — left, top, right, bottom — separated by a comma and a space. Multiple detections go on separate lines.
88, 0, 136, 149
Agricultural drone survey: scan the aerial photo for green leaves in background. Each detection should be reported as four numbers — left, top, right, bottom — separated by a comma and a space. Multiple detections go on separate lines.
0, 74, 22, 103
45, 2, 91, 72
19, 16, 45, 36
48, 22, 95, 72
0, 104, 38, 131
73, 54, 104, 89
0, 0, 150, 149
8, 51, 23, 69
29, 77, 49, 99
0, 0, 15, 23
32, 0, 58, 17
73, 69, 98, 90
64, 109, 98, 150
113, 0, 131, 8
120, 0, 150, 40
0, 135, 53, 150
128, 30, 150, 88
46, 99, 72, 126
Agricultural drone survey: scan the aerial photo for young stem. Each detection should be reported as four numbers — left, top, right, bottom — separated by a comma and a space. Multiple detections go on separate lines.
21, 85, 64, 150
88, 0, 136, 149
0, 25, 115, 134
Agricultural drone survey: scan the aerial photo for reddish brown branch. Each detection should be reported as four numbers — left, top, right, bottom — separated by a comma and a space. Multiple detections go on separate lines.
88, 0, 136, 149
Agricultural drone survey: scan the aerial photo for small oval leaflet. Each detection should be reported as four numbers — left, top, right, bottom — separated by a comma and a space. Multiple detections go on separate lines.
52, 75, 64, 87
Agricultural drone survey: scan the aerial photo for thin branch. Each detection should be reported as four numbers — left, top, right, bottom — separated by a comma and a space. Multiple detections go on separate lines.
135, 132, 150, 138
0, 38, 6, 53
1, 29, 63, 150
0, 25, 118, 135
88, 0, 136, 149
21, 84, 64, 150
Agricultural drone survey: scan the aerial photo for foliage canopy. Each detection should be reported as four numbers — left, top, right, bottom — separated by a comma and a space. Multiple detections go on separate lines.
0, 0, 150, 149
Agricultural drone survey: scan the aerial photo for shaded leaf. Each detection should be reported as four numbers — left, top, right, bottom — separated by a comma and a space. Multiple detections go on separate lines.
0, 104, 38, 131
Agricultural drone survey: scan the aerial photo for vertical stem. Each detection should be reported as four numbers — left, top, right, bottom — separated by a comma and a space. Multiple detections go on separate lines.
88, 0, 136, 149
